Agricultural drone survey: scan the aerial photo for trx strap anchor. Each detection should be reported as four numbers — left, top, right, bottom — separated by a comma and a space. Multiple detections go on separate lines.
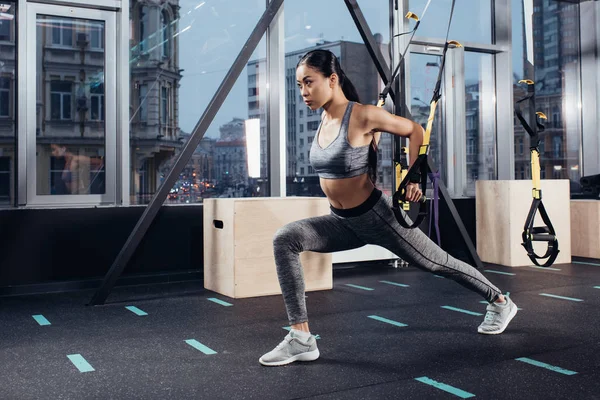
515, 79, 560, 267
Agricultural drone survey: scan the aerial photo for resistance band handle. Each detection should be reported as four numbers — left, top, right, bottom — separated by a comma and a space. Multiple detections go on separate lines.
393, 154, 429, 229
521, 198, 560, 267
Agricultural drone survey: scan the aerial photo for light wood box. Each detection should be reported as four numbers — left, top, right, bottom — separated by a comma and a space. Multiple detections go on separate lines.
476, 180, 571, 267
570, 200, 600, 259
203, 197, 333, 298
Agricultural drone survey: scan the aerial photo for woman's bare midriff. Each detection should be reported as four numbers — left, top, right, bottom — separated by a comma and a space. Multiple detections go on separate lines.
320, 173, 375, 209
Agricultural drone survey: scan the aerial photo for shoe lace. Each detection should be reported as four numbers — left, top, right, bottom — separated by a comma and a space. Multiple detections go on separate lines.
484, 309, 499, 323
274, 336, 292, 351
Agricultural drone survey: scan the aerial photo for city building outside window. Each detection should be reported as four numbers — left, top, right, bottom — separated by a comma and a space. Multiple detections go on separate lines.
161, 10, 170, 58
0, 17, 10, 41
0, 78, 9, 117
90, 83, 104, 121
52, 19, 73, 46
138, 84, 147, 121
90, 21, 104, 50
50, 81, 72, 120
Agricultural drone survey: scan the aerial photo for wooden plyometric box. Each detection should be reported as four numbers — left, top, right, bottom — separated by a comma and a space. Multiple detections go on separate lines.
570, 200, 600, 259
476, 180, 571, 267
203, 197, 332, 298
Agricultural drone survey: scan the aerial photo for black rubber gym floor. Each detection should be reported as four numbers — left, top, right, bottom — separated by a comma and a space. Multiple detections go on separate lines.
1, 260, 599, 399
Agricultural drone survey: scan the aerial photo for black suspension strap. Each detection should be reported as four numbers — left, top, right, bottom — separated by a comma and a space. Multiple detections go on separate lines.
370, 1, 431, 224
391, 0, 461, 229
514, 79, 560, 267
377, 0, 431, 104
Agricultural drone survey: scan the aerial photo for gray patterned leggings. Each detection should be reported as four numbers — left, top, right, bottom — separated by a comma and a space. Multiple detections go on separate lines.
273, 189, 502, 325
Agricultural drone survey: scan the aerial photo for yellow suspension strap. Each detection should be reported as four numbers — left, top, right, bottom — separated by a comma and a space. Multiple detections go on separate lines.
392, 0, 460, 229
515, 80, 560, 267
389, 11, 424, 213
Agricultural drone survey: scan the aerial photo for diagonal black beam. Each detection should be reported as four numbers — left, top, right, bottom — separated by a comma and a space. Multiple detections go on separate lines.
344, 0, 396, 104
88, 0, 284, 306
427, 156, 484, 270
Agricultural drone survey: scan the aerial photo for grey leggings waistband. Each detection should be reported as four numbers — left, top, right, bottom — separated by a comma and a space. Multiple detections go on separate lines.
329, 188, 382, 218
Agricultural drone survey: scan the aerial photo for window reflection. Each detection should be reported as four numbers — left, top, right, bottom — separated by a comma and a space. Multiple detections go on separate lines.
464, 52, 496, 196
408, 0, 492, 44
36, 15, 107, 196
129, 0, 267, 204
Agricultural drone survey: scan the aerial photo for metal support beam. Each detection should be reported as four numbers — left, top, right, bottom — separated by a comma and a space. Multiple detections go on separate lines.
427, 156, 484, 270
267, 0, 286, 196
344, 0, 396, 104
494, 0, 515, 180
88, 0, 284, 306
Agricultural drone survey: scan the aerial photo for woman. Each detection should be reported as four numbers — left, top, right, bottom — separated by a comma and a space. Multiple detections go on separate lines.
259, 50, 517, 367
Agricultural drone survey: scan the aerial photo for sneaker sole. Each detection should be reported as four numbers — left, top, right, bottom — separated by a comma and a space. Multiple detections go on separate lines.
478, 304, 518, 335
259, 349, 320, 367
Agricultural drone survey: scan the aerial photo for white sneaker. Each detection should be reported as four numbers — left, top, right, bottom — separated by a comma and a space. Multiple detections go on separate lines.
259, 331, 320, 366
478, 297, 518, 334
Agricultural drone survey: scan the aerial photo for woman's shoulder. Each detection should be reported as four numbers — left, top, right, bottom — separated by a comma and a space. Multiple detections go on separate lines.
351, 102, 384, 124
352, 102, 382, 114
348, 102, 381, 134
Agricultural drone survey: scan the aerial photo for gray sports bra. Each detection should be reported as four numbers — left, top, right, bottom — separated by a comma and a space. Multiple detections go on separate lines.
309, 102, 370, 179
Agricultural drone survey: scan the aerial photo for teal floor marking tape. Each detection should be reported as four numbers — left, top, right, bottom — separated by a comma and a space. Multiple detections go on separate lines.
367, 315, 407, 327
185, 339, 217, 355
515, 357, 577, 375
539, 293, 583, 302
441, 306, 483, 316
125, 306, 148, 316
32, 315, 51, 326
414, 376, 475, 398
67, 354, 95, 373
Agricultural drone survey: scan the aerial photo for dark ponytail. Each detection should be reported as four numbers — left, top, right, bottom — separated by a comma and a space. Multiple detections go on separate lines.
338, 71, 360, 103
368, 138, 378, 185
297, 49, 378, 185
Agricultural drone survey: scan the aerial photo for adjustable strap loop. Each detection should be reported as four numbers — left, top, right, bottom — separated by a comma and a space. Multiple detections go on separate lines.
521, 198, 560, 267
393, 153, 429, 229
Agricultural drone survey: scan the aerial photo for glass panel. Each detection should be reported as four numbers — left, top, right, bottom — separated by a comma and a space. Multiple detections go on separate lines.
410, 53, 445, 183
36, 15, 106, 195
464, 52, 496, 196
512, 0, 582, 193
408, 0, 492, 44
129, 0, 267, 204
0, 2, 16, 207
90, 20, 103, 50
284, 0, 393, 196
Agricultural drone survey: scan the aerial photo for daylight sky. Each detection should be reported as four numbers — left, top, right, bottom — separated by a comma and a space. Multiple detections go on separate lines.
173, 0, 524, 138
